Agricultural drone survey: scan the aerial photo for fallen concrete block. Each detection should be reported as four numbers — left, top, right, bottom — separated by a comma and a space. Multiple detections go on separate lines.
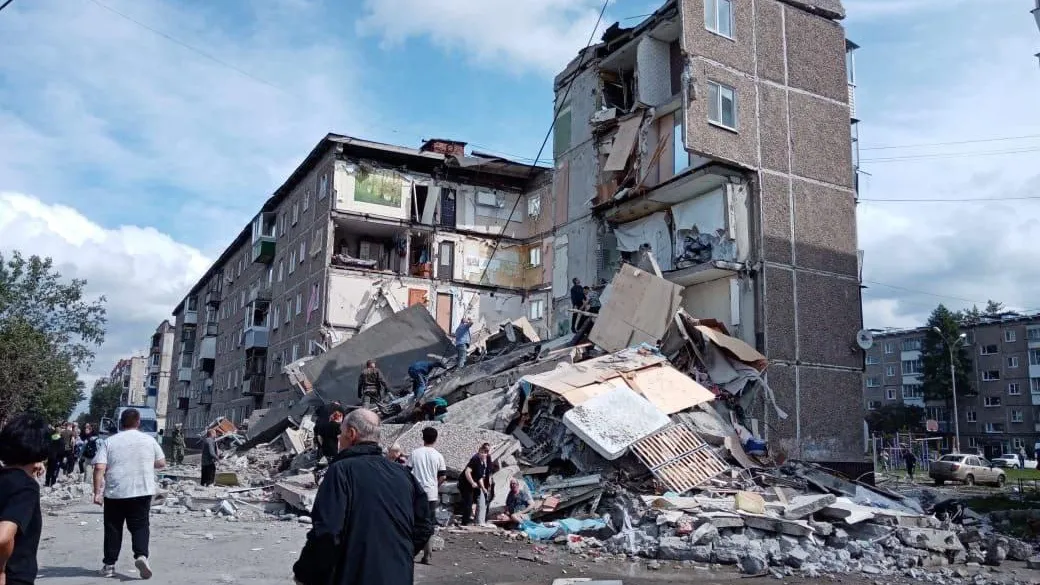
690, 522, 719, 545
273, 482, 317, 513
1027, 556, 1040, 570
895, 527, 965, 554
782, 494, 836, 519
808, 520, 834, 536
820, 499, 876, 524
215, 472, 240, 487
735, 491, 766, 515
784, 547, 811, 568
281, 428, 306, 455
741, 514, 813, 537
1006, 536, 1033, 561
658, 536, 695, 561
739, 553, 768, 575
697, 511, 744, 530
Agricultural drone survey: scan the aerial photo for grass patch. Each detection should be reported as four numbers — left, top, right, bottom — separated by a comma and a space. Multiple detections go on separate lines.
1006, 468, 1040, 482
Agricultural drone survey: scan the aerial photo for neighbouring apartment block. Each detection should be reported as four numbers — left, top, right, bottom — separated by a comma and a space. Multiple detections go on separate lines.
864, 314, 1040, 459
145, 320, 175, 430
111, 356, 148, 408
551, 0, 863, 463
164, 136, 554, 436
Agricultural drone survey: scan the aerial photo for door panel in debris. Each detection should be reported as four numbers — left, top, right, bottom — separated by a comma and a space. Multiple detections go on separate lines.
435, 292, 453, 332
438, 241, 456, 280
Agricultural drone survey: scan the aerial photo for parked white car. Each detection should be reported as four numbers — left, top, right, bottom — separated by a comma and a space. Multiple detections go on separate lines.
991, 454, 1037, 469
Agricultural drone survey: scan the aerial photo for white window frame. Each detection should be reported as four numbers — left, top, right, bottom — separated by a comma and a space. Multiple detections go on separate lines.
885, 365, 895, 377
529, 299, 545, 321
901, 384, 924, 399
866, 400, 881, 411
983, 370, 1001, 381
1009, 356, 1020, 368
289, 250, 297, 274
300, 241, 306, 263
703, 0, 734, 39
318, 173, 328, 200
707, 80, 738, 131
295, 293, 303, 315
1012, 410, 1024, 423
303, 189, 310, 211
285, 301, 292, 324
866, 377, 880, 388
968, 436, 978, 447
984, 396, 1002, 407
529, 247, 542, 267
272, 305, 280, 330
865, 355, 880, 365
966, 410, 977, 423
1009, 382, 1021, 395
981, 344, 998, 355
1032, 378, 1040, 394
885, 388, 896, 400
1030, 348, 1040, 366
901, 359, 923, 376
884, 342, 896, 354
292, 201, 299, 225
527, 194, 541, 217
1005, 329, 1017, 342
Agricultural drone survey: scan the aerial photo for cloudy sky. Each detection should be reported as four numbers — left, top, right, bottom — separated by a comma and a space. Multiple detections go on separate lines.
1, 0, 1038, 398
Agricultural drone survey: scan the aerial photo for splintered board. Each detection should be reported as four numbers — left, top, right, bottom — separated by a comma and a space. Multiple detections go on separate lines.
631, 423, 729, 494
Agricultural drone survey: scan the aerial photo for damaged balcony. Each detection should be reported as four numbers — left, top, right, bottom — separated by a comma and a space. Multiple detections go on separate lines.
242, 354, 266, 398
204, 278, 221, 307
244, 300, 271, 351
199, 311, 217, 374
331, 213, 430, 277
251, 211, 277, 264
198, 379, 213, 405
177, 352, 193, 383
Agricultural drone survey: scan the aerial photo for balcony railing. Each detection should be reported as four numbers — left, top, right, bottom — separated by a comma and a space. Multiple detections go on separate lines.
177, 367, 192, 383
249, 283, 273, 302
183, 309, 198, 326
252, 238, 275, 264
243, 376, 265, 397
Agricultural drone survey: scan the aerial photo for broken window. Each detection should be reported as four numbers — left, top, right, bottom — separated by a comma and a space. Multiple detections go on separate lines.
409, 233, 433, 277
411, 185, 430, 223
601, 69, 634, 112
527, 194, 541, 217
707, 80, 737, 130
673, 116, 689, 175
553, 106, 572, 159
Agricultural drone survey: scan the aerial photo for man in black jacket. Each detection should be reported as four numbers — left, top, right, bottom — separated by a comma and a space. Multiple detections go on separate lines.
293, 409, 434, 585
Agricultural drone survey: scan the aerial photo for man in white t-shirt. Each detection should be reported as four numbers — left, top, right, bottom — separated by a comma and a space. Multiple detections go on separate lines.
92, 408, 166, 579
409, 426, 446, 565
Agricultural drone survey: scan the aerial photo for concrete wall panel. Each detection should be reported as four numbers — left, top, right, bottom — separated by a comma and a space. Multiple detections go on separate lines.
793, 178, 858, 276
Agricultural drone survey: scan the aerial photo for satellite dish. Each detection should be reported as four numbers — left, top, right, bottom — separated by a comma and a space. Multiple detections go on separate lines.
856, 329, 875, 350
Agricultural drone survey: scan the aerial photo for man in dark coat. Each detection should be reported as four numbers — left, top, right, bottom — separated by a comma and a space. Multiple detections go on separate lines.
293, 409, 434, 585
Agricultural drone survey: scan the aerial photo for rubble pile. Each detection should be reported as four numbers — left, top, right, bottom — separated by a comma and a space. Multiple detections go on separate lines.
208, 261, 1039, 580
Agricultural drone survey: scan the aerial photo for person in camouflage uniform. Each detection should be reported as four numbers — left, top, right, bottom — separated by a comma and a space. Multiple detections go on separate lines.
170, 423, 186, 465
357, 360, 390, 409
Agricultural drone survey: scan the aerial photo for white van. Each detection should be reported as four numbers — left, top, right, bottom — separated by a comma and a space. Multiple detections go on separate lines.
103, 406, 160, 440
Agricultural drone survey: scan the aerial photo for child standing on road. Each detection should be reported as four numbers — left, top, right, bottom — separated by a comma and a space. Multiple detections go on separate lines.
0, 413, 51, 585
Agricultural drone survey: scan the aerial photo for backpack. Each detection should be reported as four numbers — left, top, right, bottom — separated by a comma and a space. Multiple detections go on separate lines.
83, 437, 99, 460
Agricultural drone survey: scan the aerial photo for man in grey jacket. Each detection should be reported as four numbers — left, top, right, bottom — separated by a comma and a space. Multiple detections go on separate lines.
200, 429, 219, 487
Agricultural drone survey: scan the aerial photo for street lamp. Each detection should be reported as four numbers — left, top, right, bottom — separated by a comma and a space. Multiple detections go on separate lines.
933, 326, 967, 453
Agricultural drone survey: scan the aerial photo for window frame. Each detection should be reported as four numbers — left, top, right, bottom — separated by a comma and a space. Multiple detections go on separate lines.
1012, 410, 1024, 423
984, 395, 1002, 407
703, 0, 734, 39
885, 388, 896, 400
1005, 329, 1017, 342
865, 355, 880, 365
982, 370, 1001, 381
966, 410, 977, 423
1008, 356, 1020, 369
981, 344, 999, 355
1009, 382, 1021, 395
706, 80, 738, 131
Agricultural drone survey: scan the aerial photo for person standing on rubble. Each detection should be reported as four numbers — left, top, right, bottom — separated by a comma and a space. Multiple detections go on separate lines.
458, 443, 493, 526
93, 408, 166, 579
407, 359, 444, 401
569, 278, 585, 333
170, 424, 186, 466
315, 405, 345, 462
200, 429, 219, 487
292, 409, 434, 585
408, 427, 446, 565
452, 317, 473, 368
357, 360, 390, 409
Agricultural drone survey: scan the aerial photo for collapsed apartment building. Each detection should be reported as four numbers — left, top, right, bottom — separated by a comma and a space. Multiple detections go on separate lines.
549, 0, 864, 466
164, 136, 556, 441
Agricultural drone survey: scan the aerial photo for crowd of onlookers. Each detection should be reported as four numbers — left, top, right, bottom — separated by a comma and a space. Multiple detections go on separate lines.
41, 421, 101, 487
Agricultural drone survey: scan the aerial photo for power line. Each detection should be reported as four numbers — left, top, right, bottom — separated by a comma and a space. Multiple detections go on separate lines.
476, 0, 609, 288
85, 0, 283, 91
860, 196, 1040, 203
861, 133, 1040, 151
0, 0, 15, 13
864, 280, 1040, 315
861, 146, 1040, 164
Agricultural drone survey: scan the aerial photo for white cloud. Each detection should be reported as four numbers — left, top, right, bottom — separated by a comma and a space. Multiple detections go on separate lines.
853, 3, 1040, 328
356, 0, 610, 75
0, 192, 210, 392
0, 0, 378, 249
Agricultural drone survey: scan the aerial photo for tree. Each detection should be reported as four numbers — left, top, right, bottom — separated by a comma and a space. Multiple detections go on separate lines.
84, 378, 122, 426
865, 404, 927, 434
921, 304, 974, 405
959, 305, 983, 326
0, 251, 107, 423
0, 318, 85, 423
984, 300, 1006, 317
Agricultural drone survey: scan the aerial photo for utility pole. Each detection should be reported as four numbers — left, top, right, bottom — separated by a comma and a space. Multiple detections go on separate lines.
934, 327, 967, 453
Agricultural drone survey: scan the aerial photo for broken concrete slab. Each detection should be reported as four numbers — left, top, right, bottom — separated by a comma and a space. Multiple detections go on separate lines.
735, 491, 766, 515
820, 498, 876, 524
394, 422, 515, 474
301, 305, 456, 406
782, 494, 837, 519
562, 386, 670, 460
281, 428, 306, 455
739, 513, 813, 537
698, 511, 745, 529
446, 386, 520, 430
895, 527, 965, 554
